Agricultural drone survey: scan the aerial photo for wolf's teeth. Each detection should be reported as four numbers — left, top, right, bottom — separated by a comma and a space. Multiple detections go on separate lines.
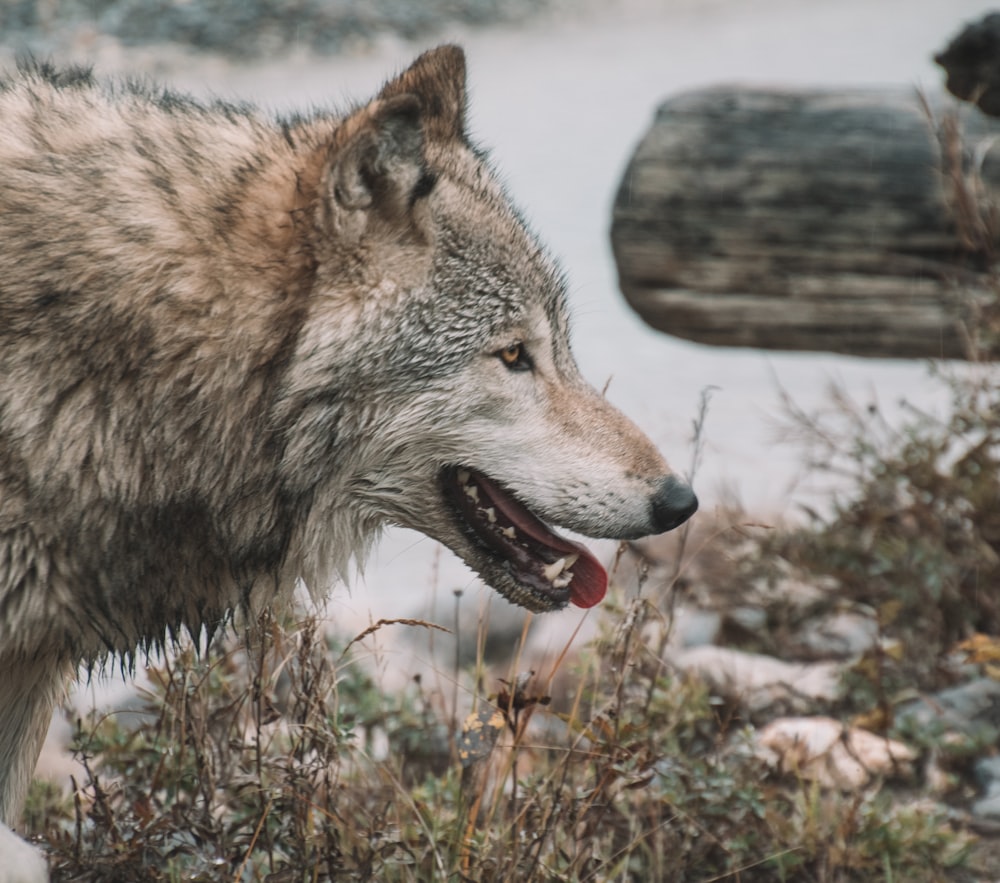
501, 526, 516, 539
542, 557, 567, 582
543, 553, 578, 586
463, 484, 479, 503
483, 507, 497, 524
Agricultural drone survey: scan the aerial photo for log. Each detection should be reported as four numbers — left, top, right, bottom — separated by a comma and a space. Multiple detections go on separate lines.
611, 87, 1000, 359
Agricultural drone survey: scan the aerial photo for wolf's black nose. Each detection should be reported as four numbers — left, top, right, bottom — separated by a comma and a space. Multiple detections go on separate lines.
651, 475, 698, 533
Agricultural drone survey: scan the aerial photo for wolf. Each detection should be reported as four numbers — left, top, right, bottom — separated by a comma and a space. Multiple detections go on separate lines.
0, 45, 697, 862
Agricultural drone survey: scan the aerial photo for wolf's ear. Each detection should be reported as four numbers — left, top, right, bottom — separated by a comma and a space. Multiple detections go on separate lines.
329, 93, 426, 226
378, 44, 467, 142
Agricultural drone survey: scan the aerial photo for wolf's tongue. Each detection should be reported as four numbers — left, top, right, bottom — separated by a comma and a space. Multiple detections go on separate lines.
473, 472, 608, 608
566, 559, 607, 609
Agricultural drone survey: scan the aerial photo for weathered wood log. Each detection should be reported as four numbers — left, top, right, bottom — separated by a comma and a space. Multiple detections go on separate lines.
611, 87, 1000, 359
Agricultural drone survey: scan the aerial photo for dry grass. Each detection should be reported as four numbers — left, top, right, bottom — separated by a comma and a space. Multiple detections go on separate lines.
22, 518, 976, 882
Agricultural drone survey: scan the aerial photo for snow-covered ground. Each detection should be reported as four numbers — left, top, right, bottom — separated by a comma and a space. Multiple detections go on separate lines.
18, 0, 996, 707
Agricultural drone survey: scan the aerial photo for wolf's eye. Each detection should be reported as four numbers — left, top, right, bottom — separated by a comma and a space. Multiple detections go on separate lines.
496, 342, 531, 372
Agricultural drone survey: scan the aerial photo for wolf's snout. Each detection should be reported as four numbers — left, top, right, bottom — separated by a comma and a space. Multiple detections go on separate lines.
651, 475, 698, 533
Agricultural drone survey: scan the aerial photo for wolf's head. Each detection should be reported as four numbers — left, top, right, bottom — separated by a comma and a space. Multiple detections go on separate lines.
286, 46, 697, 612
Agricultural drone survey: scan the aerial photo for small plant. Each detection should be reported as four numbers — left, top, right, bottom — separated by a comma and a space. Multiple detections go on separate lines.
25, 578, 973, 882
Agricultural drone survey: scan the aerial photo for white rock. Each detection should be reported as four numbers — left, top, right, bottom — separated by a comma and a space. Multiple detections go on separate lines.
749, 574, 829, 609
756, 716, 917, 790
674, 645, 843, 712
641, 606, 721, 652
725, 605, 768, 634
794, 609, 879, 658
972, 792, 1000, 821
675, 608, 723, 648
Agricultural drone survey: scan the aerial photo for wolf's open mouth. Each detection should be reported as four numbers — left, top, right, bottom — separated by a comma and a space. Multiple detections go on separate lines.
441, 465, 607, 609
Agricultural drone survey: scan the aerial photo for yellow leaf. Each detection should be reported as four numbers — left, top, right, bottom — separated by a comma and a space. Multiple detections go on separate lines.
878, 599, 904, 626
956, 633, 1000, 665
882, 640, 905, 662
852, 707, 890, 732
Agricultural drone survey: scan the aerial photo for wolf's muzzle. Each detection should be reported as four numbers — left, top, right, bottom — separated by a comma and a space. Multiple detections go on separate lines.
651, 475, 699, 533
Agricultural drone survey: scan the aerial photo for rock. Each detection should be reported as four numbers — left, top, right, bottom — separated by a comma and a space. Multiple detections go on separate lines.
975, 755, 1000, 792
895, 678, 1000, 741
972, 791, 1000, 820
971, 755, 1000, 821
724, 605, 768, 635
793, 609, 879, 659
673, 607, 723, 648
674, 646, 843, 713
756, 716, 917, 790
749, 573, 830, 611
641, 606, 722, 653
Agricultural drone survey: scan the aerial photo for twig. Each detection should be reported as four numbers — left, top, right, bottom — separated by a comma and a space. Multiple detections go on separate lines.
336, 617, 450, 663
233, 795, 273, 883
